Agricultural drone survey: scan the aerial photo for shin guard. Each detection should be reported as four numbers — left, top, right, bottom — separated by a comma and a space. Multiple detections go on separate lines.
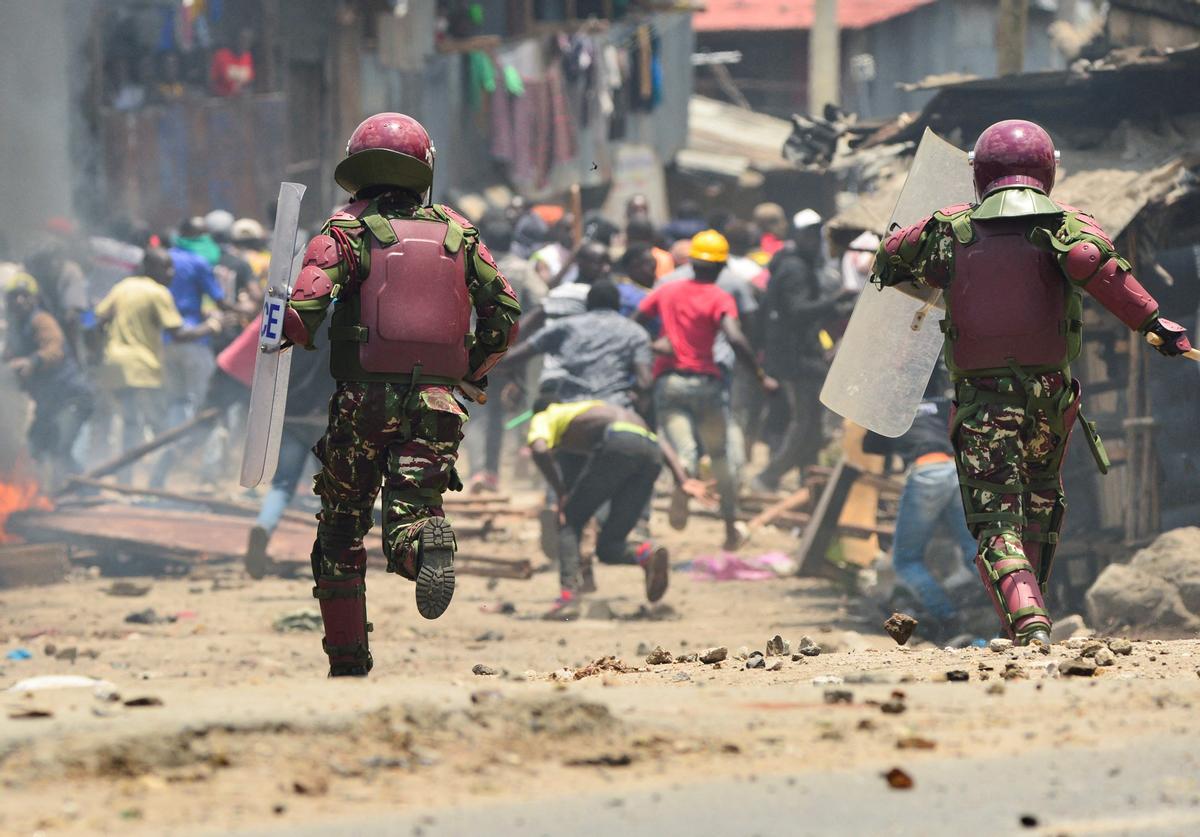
975, 532, 1052, 643
312, 544, 373, 676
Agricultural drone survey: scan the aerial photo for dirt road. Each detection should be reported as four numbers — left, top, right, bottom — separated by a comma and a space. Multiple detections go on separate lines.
2, 514, 1198, 835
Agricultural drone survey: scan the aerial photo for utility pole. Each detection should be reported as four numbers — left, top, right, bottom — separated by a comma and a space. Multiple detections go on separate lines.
808, 0, 840, 115
996, 0, 1029, 76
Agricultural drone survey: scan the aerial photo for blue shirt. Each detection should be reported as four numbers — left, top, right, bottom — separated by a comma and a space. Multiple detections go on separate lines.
168, 247, 224, 328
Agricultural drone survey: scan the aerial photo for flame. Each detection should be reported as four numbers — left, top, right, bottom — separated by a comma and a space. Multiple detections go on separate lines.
0, 471, 52, 543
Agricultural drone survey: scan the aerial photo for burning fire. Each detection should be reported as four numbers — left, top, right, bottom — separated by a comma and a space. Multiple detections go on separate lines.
0, 470, 52, 543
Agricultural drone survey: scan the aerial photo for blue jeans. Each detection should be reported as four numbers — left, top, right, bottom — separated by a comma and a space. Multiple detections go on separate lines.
255, 429, 317, 535
892, 459, 977, 621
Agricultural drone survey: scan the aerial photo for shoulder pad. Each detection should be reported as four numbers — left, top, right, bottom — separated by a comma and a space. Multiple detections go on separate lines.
933, 202, 974, 220
330, 199, 371, 224
435, 204, 477, 233
883, 215, 933, 258
475, 241, 499, 272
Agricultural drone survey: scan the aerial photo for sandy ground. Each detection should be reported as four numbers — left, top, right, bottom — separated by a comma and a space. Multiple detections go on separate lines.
2, 510, 1199, 836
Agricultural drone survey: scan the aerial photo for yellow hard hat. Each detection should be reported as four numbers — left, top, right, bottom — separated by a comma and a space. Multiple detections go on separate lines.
4, 272, 38, 296
688, 229, 729, 264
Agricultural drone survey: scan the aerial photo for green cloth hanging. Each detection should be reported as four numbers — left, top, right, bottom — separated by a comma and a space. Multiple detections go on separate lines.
503, 65, 525, 96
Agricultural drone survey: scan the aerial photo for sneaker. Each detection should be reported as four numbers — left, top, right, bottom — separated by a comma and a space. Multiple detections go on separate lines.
244, 525, 270, 580
415, 519, 456, 620
637, 542, 670, 603
668, 485, 689, 530
468, 471, 499, 494
542, 589, 581, 620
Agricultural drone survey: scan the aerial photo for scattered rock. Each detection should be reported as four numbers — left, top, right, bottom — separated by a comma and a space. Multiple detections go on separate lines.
880, 698, 906, 715
1079, 640, 1106, 658
645, 646, 674, 665
565, 752, 634, 768
551, 668, 575, 683
986, 682, 1006, 695
292, 775, 329, 796
811, 675, 843, 686
824, 690, 854, 704
1086, 563, 1200, 632
1049, 614, 1088, 643
7, 708, 53, 720
574, 656, 636, 680
676, 652, 699, 663
883, 613, 918, 646
1107, 637, 1133, 656
1092, 646, 1116, 667
472, 664, 498, 676
474, 630, 504, 642
896, 737, 936, 750
125, 609, 175, 626
735, 646, 751, 661
790, 654, 805, 663
1060, 657, 1097, 677
988, 638, 1012, 653
272, 610, 323, 633
945, 670, 970, 682
123, 696, 163, 707
883, 767, 914, 790
671, 672, 691, 682
699, 646, 728, 664
105, 581, 151, 597
765, 635, 790, 656
766, 660, 783, 672
1001, 662, 1026, 680
797, 636, 822, 657
1019, 814, 1039, 829
745, 653, 766, 670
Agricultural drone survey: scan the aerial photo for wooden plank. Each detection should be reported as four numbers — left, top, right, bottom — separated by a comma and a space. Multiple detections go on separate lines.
794, 457, 862, 574
746, 486, 812, 532
838, 422, 886, 567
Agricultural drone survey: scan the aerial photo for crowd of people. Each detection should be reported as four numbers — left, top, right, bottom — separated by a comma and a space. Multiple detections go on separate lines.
461, 194, 873, 615
1, 210, 271, 493
1, 188, 970, 631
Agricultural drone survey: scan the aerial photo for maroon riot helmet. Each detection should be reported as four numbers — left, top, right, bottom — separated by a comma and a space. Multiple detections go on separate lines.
334, 113, 435, 196
968, 119, 1059, 199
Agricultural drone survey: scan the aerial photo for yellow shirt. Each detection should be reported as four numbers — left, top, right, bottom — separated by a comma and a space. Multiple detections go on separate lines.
95, 276, 184, 390
526, 400, 604, 449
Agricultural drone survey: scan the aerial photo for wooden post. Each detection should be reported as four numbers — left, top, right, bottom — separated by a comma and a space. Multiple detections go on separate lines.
997, 0, 1028, 76
807, 0, 840, 115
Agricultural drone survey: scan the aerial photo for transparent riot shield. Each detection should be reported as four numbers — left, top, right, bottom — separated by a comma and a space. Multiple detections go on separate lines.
240, 182, 305, 487
820, 129, 973, 437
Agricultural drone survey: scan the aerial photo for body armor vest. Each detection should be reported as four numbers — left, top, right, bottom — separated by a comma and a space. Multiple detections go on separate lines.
330, 217, 471, 382
943, 217, 1082, 377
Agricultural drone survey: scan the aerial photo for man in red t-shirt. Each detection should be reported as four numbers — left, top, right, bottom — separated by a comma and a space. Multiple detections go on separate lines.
636, 230, 778, 550
210, 29, 255, 97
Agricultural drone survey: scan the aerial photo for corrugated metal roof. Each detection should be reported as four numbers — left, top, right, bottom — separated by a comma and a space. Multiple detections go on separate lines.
681, 95, 794, 175
694, 0, 939, 32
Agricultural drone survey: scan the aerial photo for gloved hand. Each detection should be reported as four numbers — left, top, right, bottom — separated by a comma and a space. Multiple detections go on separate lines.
1143, 317, 1192, 357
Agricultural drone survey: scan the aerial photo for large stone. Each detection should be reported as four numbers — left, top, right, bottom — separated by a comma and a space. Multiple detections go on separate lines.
1129, 527, 1200, 615
1085, 563, 1200, 632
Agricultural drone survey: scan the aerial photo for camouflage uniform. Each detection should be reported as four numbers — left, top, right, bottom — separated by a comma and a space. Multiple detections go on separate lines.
875, 202, 1117, 641
289, 194, 519, 673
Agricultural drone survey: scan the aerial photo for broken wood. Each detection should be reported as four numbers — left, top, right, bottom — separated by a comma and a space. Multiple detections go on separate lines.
794, 457, 863, 575
746, 486, 812, 532
57, 407, 220, 495
63, 477, 314, 525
